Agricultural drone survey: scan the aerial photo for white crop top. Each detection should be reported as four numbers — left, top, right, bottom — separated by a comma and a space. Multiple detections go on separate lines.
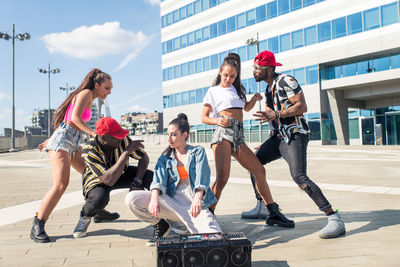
202, 85, 245, 118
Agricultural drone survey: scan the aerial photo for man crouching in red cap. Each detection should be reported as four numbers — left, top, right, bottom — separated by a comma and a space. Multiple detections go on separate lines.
72, 117, 153, 238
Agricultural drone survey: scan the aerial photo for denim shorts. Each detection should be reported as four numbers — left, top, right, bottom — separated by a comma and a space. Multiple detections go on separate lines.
211, 116, 244, 153
44, 122, 85, 155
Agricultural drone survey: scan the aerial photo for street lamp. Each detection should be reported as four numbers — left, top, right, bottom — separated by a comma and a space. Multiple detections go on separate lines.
246, 32, 262, 142
0, 24, 30, 151
59, 82, 75, 97
38, 64, 60, 137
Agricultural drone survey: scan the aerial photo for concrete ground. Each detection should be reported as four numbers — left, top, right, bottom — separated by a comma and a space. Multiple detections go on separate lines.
0, 144, 399, 266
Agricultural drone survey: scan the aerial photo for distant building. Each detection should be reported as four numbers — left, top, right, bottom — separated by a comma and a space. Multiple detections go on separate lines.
120, 112, 163, 136
31, 109, 55, 136
4, 128, 25, 138
24, 126, 43, 136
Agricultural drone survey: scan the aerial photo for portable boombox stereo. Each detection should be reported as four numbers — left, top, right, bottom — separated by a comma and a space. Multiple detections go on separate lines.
156, 232, 252, 267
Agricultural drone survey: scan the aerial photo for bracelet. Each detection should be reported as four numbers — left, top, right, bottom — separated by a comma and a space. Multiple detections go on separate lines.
275, 111, 280, 120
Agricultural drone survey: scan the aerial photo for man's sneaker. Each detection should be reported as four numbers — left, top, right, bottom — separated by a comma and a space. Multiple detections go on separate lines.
241, 199, 268, 219
170, 221, 188, 235
319, 211, 346, 239
30, 216, 50, 243
146, 219, 171, 247
73, 215, 91, 238
93, 209, 120, 223
266, 202, 295, 228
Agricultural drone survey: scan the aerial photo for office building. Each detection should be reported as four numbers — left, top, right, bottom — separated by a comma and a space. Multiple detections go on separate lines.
120, 112, 164, 136
161, 0, 400, 145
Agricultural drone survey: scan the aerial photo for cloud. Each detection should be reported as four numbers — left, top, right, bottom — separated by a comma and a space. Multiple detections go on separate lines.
124, 88, 159, 104
42, 22, 151, 71
144, 0, 160, 6
0, 93, 10, 101
126, 104, 150, 113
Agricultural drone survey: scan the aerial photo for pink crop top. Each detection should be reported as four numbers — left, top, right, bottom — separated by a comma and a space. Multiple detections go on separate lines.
64, 103, 92, 122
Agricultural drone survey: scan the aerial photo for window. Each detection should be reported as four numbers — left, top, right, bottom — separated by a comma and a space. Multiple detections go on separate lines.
174, 65, 180, 79
187, 32, 194, 46
202, 26, 210, 41
189, 90, 196, 104
364, 7, 380, 31
196, 88, 203, 103
303, 0, 315, 7
218, 20, 227, 35
173, 37, 180, 51
279, 33, 291, 52
162, 42, 167, 55
247, 45, 257, 60
381, 2, 398, 27
180, 36, 187, 49
211, 54, 219, 69
167, 67, 173, 80
373, 57, 390, 72
237, 12, 246, 29
194, 0, 201, 14
248, 78, 258, 94
278, 0, 289, 15
259, 40, 267, 51
306, 65, 318, 84
179, 6, 186, 20
246, 9, 256, 26
293, 68, 305, 85
209, 0, 217, 8
332, 17, 346, 39
194, 29, 202, 44
210, 23, 218, 38
347, 12, 362, 35
188, 61, 195, 75
227, 16, 236, 32
290, 0, 302, 11
201, 0, 209, 11
268, 36, 279, 53
342, 63, 357, 77
168, 95, 175, 107
291, 29, 303, 49
304, 25, 316, 46
166, 40, 172, 53
166, 13, 172, 26
175, 93, 182, 106
256, 4, 267, 22
317, 21, 331, 42
187, 3, 194, 17
163, 96, 168, 108
195, 59, 202, 73
281, 70, 292, 76
162, 69, 166, 81
203, 56, 211, 71
237, 46, 246, 61
219, 51, 228, 63
173, 10, 179, 23
267, 1, 277, 19
182, 91, 189, 105
357, 60, 374, 75
391, 54, 400, 69
161, 16, 166, 28
181, 63, 188, 77
241, 79, 248, 93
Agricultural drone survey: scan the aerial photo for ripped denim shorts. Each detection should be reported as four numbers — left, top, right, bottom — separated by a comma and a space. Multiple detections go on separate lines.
211, 116, 245, 153
45, 122, 85, 155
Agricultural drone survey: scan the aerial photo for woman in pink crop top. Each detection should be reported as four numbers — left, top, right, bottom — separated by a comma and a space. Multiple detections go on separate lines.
200, 53, 292, 226
31, 69, 113, 243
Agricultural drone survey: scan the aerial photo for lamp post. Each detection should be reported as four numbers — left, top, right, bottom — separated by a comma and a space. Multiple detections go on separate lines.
38, 64, 60, 137
59, 82, 75, 97
246, 32, 262, 142
0, 24, 30, 151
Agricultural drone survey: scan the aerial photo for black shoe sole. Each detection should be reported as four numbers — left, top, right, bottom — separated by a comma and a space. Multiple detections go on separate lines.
30, 233, 50, 243
93, 215, 120, 223
266, 219, 295, 228
241, 214, 268, 219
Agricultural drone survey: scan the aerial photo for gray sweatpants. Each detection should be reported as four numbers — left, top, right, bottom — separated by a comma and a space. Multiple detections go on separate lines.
125, 184, 221, 234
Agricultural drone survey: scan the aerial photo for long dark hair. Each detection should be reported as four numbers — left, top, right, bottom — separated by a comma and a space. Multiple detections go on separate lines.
212, 52, 246, 101
163, 113, 190, 156
52, 68, 111, 129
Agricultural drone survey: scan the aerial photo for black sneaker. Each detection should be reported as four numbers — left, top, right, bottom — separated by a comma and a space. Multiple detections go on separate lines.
93, 209, 120, 223
73, 215, 91, 238
266, 203, 295, 228
146, 219, 171, 247
30, 216, 50, 243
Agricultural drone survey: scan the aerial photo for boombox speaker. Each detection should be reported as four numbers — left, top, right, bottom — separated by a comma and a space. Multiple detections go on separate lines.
157, 232, 251, 267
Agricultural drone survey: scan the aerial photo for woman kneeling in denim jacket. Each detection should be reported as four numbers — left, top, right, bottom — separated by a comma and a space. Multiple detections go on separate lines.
125, 113, 221, 247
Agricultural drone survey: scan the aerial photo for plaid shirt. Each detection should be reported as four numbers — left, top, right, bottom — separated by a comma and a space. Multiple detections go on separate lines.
81, 136, 143, 198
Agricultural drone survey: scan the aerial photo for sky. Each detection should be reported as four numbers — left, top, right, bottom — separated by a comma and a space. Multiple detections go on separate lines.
0, 0, 162, 132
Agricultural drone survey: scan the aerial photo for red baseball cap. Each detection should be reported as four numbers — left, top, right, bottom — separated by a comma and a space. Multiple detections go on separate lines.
254, 50, 282, 67
95, 117, 129, 139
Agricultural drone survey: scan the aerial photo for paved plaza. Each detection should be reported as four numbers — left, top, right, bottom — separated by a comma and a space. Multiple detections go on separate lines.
0, 144, 400, 266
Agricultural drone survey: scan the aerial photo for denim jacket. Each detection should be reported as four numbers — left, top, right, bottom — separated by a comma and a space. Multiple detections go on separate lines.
150, 145, 217, 208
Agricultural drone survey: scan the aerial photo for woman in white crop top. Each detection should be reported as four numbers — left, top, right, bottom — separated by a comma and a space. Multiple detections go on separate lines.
201, 53, 291, 220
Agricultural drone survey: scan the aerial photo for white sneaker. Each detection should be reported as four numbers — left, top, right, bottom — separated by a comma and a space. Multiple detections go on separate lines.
319, 211, 346, 239
170, 221, 188, 235
73, 216, 91, 238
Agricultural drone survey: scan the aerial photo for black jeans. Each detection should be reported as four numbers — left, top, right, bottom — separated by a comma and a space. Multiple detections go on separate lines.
250, 133, 332, 212
82, 166, 154, 217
